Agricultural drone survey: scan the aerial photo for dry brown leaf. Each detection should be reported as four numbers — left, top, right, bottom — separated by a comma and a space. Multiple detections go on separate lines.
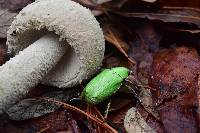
110, 6, 200, 30
0, 7, 16, 38
124, 107, 156, 133
0, 0, 32, 11
101, 18, 136, 65
125, 74, 159, 120
104, 0, 129, 9
73, 0, 107, 16
92, 0, 112, 4
158, 0, 200, 9
141, 0, 157, 3
139, 88, 160, 120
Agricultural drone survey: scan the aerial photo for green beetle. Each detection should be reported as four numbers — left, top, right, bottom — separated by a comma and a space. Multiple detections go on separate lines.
81, 67, 129, 104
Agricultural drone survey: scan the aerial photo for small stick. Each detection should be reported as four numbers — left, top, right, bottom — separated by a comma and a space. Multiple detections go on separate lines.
42, 97, 118, 133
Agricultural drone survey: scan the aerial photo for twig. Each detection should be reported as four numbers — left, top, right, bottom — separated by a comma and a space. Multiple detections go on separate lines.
41, 97, 118, 133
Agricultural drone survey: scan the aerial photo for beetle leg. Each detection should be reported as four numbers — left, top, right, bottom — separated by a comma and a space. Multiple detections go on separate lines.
104, 99, 111, 119
125, 84, 142, 103
69, 97, 82, 102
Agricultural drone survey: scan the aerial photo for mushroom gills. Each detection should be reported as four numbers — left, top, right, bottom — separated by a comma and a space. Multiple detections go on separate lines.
0, 34, 67, 113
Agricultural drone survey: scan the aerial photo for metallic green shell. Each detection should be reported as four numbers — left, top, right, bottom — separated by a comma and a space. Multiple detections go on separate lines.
82, 67, 129, 104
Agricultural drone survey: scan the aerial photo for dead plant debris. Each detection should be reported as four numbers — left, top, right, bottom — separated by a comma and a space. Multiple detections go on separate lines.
1, 0, 200, 132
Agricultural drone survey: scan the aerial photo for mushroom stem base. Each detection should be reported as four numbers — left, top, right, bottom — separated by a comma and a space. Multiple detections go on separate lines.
0, 34, 67, 113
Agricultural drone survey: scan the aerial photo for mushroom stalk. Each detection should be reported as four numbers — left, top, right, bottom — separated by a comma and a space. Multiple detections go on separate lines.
0, 34, 67, 113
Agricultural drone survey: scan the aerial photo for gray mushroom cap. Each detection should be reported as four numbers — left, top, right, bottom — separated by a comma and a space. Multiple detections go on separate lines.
7, 0, 105, 88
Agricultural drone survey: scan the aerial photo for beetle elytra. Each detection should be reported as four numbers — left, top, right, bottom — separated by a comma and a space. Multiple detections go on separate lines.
81, 67, 129, 104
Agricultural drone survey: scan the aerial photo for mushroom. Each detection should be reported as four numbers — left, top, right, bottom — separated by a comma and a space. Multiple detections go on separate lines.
0, 0, 105, 113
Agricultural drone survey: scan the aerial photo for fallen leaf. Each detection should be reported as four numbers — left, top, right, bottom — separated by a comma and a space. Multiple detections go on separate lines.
0, 0, 32, 11
0, 7, 16, 38
108, 100, 133, 132
197, 76, 200, 130
103, 0, 129, 9
158, 100, 198, 133
134, 22, 162, 53
139, 88, 160, 120
124, 107, 156, 133
149, 46, 200, 132
158, 0, 200, 9
127, 21, 162, 84
101, 18, 136, 65
0, 44, 7, 65
125, 75, 160, 120
6, 89, 78, 120
92, 0, 112, 4
73, 0, 111, 16
141, 0, 157, 3
149, 46, 200, 106
0, 111, 80, 133
110, 6, 200, 30
146, 114, 164, 133
6, 98, 60, 120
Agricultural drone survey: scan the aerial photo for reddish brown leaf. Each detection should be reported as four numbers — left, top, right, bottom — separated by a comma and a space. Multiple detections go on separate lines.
127, 22, 162, 84
108, 103, 132, 132
125, 74, 160, 120
149, 46, 200, 132
137, 105, 164, 133
158, 0, 200, 9
109, 6, 200, 31
158, 100, 198, 133
0, 42, 8, 65
0, 111, 80, 133
150, 46, 200, 105
146, 114, 164, 133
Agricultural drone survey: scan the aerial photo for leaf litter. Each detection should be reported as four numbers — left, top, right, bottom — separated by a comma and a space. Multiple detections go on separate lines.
1, 0, 200, 132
